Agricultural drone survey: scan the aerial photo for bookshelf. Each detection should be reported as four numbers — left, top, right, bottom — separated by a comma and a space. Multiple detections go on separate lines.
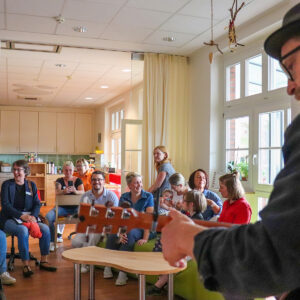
27, 163, 46, 205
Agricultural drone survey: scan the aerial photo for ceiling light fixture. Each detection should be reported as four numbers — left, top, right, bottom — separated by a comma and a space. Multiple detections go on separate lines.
73, 26, 88, 33
55, 63, 66, 67
122, 69, 131, 73
100, 85, 109, 89
85, 97, 93, 100
162, 36, 176, 42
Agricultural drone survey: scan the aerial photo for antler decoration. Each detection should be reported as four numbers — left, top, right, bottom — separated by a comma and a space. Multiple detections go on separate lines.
204, 0, 223, 64
228, 0, 245, 52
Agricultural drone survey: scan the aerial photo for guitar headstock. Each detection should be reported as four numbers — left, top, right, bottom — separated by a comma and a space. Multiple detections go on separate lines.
77, 203, 154, 236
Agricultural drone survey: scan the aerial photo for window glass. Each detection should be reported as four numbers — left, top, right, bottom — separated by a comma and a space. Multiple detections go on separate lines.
111, 113, 115, 131
258, 110, 284, 185
226, 63, 240, 101
269, 56, 287, 91
116, 111, 119, 130
246, 54, 262, 96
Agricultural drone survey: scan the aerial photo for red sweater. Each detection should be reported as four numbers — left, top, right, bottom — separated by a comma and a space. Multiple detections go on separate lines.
218, 197, 252, 224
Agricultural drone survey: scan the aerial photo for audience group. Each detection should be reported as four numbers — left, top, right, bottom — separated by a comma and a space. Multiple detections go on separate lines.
0, 146, 252, 296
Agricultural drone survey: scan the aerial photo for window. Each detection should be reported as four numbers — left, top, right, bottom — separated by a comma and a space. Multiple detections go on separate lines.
226, 63, 240, 101
224, 40, 290, 193
226, 116, 249, 181
245, 54, 262, 96
258, 110, 284, 185
110, 108, 124, 172
269, 57, 288, 91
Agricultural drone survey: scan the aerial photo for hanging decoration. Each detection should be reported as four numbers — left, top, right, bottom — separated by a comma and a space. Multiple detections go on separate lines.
204, 0, 223, 64
228, 0, 245, 52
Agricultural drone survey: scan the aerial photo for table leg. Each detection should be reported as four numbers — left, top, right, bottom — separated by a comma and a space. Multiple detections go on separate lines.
88, 265, 95, 300
74, 264, 81, 300
168, 274, 174, 300
138, 274, 146, 300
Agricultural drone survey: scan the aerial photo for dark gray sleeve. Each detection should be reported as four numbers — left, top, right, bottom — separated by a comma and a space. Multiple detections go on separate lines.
193, 116, 300, 297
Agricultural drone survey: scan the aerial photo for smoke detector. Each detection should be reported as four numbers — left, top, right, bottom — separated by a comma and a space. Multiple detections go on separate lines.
55, 15, 65, 24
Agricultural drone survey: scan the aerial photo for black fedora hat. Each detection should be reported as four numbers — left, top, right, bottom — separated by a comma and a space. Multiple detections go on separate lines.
264, 3, 300, 59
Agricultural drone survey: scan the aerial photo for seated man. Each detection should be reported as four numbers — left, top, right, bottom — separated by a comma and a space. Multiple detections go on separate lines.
0, 230, 16, 285
104, 172, 156, 286
71, 170, 119, 273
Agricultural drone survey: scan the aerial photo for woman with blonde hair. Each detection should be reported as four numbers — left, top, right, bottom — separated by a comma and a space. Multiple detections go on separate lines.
148, 146, 175, 198
218, 171, 252, 224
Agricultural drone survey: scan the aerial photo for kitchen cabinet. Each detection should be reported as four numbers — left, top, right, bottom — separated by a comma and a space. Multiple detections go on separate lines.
75, 113, 92, 154
0, 110, 20, 153
38, 112, 57, 153
57, 112, 75, 154
20, 111, 38, 152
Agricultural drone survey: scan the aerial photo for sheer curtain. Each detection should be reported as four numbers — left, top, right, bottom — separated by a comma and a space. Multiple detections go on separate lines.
142, 53, 189, 188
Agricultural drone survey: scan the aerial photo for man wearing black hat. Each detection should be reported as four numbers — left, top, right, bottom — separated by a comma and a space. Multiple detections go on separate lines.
161, 3, 300, 300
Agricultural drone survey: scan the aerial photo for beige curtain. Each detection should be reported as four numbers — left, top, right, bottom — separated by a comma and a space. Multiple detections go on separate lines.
142, 53, 189, 188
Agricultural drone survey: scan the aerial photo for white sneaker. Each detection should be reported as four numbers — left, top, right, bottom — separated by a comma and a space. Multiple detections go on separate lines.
115, 271, 128, 286
0, 271, 16, 285
81, 265, 89, 273
49, 242, 58, 252
103, 266, 113, 279
57, 237, 63, 243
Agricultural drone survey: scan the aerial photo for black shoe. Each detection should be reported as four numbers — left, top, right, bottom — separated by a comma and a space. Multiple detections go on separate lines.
23, 266, 34, 278
146, 285, 165, 296
39, 262, 57, 272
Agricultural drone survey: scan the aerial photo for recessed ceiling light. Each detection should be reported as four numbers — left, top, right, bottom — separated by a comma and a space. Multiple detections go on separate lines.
122, 69, 131, 73
73, 26, 88, 33
100, 85, 109, 89
162, 36, 176, 42
85, 97, 93, 100
55, 63, 66, 67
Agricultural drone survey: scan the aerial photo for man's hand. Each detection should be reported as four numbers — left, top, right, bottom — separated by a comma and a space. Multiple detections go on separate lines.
161, 209, 207, 267
137, 239, 147, 246
20, 215, 36, 223
119, 233, 128, 244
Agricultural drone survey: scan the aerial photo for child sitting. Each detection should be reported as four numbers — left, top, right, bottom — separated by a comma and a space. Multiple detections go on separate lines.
158, 189, 174, 215
148, 190, 207, 296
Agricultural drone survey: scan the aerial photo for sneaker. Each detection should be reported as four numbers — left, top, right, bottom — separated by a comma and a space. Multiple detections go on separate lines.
57, 237, 63, 243
81, 265, 89, 273
103, 267, 113, 279
115, 271, 128, 286
0, 272, 16, 285
49, 242, 58, 252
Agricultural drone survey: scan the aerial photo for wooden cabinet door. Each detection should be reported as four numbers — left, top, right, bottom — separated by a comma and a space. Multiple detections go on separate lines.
38, 112, 57, 153
75, 113, 92, 154
20, 111, 38, 152
57, 112, 75, 154
0, 110, 20, 153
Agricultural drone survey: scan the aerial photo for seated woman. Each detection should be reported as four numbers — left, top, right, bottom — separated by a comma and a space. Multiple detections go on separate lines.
0, 160, 56, 277
104, 172, 156, 286
0, 230, 16, 285
188, 169, 223, 220
46, 161, 84, 251
147, 190, 207, 296
73, 158, 93, 192
218, 171, 252, 224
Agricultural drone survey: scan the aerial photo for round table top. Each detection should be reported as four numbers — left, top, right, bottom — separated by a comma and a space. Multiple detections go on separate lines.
62, 246, 185, 275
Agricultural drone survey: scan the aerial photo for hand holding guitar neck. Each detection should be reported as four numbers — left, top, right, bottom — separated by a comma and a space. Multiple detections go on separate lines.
77, 203, 233, 237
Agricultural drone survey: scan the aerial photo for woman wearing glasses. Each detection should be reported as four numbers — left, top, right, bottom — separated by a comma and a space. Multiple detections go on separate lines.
0, 160, 56, 277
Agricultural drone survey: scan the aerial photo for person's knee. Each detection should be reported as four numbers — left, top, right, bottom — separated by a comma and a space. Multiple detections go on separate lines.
17, 225, 29, 238
40, 224, 50, 236
46, 209, 55, 223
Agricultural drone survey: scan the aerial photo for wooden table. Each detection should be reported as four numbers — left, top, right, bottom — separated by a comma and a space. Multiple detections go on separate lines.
62, 246, 185, 300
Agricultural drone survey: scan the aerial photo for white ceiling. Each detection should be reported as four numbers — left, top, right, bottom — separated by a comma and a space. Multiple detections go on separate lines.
0, 0, 287, 108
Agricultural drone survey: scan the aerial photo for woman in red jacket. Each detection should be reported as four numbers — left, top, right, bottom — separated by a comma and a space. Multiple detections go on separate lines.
218, 171, 252, 224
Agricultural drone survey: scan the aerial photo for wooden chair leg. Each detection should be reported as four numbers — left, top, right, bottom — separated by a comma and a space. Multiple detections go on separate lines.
54, 222, 57, 252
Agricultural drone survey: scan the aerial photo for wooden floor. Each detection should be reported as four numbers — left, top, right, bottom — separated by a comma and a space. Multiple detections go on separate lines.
3, 207, 179, 300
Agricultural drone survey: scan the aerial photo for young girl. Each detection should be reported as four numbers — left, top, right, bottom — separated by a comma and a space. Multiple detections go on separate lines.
218, 171, 252, 224
158, 189, 174, 215
148, 190, 207, 296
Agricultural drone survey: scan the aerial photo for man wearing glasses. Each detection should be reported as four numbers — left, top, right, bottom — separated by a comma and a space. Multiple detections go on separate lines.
161, 3, 300, 300
71, 170, 119, 273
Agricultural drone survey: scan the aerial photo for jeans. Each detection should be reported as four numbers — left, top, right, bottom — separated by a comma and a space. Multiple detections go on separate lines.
4, 219, 50, 261
106, 228, 156, 252
46, 206, 78, 242
0, 230, 7, 274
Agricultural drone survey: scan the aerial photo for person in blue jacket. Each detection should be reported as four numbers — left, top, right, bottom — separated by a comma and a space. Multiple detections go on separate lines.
0, 160, 56, 277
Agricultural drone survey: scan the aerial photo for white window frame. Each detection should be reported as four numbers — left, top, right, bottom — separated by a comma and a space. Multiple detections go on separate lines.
223, 39, 290, 193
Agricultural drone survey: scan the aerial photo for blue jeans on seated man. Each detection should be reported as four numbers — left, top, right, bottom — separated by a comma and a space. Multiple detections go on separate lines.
45, 206, 78, 242
106, 228, 156, 252
0, 230, 7, 274
3, 219, 50, 261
